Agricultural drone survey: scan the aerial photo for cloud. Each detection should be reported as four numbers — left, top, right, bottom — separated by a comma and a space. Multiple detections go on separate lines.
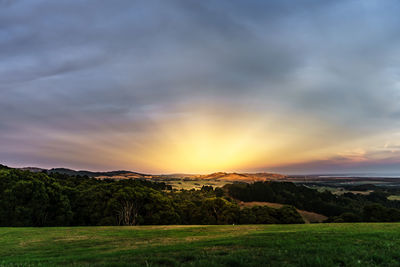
1, 0, 400, 172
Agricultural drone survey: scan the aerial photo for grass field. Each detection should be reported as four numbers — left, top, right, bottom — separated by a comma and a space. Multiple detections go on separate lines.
166, 179, 230, 190
387, 195, 400, 201
1, 223, 400, 266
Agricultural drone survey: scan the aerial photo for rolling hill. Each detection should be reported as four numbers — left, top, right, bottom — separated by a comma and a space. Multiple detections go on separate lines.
16, 166, 286, 183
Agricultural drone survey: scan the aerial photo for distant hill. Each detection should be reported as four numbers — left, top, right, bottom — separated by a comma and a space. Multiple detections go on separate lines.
19, 167, 46, 173
12, 166, 148, 178
10, 164, 285, 182
0, 164, 11, 170
198, 172, 287, 182
47, 168, 149, 178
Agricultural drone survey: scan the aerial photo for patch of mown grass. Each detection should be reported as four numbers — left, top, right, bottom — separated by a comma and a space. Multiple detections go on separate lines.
1, 224, 400, 266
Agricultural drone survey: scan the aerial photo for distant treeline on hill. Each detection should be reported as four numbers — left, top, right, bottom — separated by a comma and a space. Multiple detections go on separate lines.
0, 165, 303, 227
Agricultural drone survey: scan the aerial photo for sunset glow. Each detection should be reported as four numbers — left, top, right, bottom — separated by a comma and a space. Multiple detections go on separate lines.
2, 1, 400, 174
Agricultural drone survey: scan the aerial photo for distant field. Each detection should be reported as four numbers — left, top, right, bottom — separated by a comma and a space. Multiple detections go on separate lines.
312, 185, 373, 196
166, 179, 230, 190
388, 195, 400, 201
97, 176, 232, 190
2, 224, 400, 266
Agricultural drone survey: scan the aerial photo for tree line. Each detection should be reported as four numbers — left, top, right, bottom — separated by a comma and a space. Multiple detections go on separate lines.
225, 181, 400, 222
3, 164, 399, 226
0, 165, 303, 226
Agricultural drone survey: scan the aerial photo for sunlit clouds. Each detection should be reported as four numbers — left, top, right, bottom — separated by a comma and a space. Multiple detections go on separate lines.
2, 1, 400, 174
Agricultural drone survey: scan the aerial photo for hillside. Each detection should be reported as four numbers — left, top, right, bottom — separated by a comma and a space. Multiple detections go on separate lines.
48, 168, 149, 178
1, 224, 399, 266
198, 172, 287, 182
16, 166, 286, 183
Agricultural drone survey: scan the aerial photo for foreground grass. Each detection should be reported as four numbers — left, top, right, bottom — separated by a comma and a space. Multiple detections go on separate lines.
1, 223, 400, 266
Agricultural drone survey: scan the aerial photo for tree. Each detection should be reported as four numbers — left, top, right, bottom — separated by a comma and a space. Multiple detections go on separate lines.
108, 187, 145, 226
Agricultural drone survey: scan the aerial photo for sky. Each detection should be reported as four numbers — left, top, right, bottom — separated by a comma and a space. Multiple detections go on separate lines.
2, 0, 400, 174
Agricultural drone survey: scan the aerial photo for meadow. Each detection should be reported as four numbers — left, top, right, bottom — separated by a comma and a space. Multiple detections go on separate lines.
1, 223, 400, 266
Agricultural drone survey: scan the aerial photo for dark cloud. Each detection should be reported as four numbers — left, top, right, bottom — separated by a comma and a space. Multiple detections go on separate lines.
1, 0, 400, 172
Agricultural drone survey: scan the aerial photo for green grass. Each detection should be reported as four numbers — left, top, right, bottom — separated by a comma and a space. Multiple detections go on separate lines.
1, 223, 400, 266
387, 195, 400, 201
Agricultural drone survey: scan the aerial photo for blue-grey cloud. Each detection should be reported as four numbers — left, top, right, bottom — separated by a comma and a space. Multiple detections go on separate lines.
1, 0, 400, 172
